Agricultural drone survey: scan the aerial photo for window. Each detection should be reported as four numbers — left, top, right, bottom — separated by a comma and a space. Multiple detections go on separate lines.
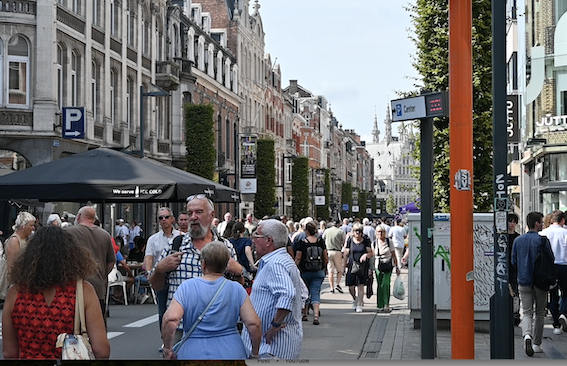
92, 0, 99, 25
71, 0, 79, 14
0, 39, 3, 105
111, 0, 120, 37
142, 12, 150, 56
127, 0, 136, 47
7, 35, 29, 107
70, 52, 78, 106
126, 77, 132, 131
110, 70, 116, 126
91, 61, 99, 122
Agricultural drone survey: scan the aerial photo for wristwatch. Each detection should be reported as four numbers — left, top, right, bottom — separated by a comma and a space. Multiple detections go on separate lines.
271, 320, 282, 328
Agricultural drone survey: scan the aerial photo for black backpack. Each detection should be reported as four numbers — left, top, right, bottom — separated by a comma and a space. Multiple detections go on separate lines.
303, 240, 323, 271
533, 236, 558, 291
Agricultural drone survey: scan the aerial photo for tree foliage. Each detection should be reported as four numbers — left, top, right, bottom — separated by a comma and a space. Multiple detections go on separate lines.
408, 0, 493, 212
255, 139, 276, 219
291, 157, 309, 220
184, 104, 216, 180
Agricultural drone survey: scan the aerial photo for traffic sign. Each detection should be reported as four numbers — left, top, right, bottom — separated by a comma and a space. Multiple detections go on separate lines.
391, 91, 448, 122
62, 107, 85, 139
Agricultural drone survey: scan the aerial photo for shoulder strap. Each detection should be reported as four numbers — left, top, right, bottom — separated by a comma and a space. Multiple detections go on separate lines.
172, 278, 228, 355
75, 279, 87, 335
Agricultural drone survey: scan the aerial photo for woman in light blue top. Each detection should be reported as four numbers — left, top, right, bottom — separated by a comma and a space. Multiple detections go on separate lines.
161, 241, 261, 360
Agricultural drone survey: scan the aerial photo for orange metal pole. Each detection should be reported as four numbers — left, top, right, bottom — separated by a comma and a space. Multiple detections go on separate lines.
449, 0, 474, 359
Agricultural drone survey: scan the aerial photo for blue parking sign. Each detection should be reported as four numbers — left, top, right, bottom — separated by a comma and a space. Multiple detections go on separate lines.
62, 107, 85, 139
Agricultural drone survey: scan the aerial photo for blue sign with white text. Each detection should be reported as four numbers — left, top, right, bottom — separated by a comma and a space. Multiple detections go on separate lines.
62, 107, 85, 139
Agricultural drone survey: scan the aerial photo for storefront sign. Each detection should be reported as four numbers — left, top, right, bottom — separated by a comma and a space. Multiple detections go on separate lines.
536, 114, 567, 132
507, 95, 519, 143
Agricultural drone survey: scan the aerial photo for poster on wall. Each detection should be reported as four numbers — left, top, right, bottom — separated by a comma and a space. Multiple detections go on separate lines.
240, 136, 257, 178
315, 169, 325, 206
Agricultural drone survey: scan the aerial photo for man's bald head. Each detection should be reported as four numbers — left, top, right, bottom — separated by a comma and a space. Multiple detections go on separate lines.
76, 206, 97, 225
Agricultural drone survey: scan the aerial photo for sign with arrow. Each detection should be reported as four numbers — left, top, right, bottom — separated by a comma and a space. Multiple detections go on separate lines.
62, 107, 85, 139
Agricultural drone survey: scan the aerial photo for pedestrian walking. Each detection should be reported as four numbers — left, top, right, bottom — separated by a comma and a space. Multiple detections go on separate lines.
373, 226, 400, 312
512, 211, 553, 356
344, 223, 372, 313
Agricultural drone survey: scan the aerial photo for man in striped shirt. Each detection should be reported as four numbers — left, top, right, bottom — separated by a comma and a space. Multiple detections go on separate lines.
242, 219, 306, 359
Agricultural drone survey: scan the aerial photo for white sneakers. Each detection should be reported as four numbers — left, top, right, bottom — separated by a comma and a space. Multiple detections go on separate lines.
532, 344, 543, 353
356, 306, 363, 313
560, 314, 567, 332
553, 327, 562, 335
352, 301, 357, 310
524, 334, 534, 357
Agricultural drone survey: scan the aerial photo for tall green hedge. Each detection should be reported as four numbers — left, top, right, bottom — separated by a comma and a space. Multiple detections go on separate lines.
255, 139, 276, 218
184, 104, 216, 180
341, 182, 352, 218
316, 169, 330, 220
359, 190, 367, 219
291, 157, 309, 220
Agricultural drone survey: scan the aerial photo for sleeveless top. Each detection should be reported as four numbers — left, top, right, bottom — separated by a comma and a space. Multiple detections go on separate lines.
5, 234, 27, 253
12, 283, 76, 359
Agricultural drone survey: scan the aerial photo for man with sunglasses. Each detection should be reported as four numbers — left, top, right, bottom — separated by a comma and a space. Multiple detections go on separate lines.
144, 207, 180, 346
149, 194, 243, 348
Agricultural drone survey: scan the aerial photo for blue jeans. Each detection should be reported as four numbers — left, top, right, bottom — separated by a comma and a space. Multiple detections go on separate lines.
301, 270, 325, 304
157, 288, 168, 332
134, 274, 149, 294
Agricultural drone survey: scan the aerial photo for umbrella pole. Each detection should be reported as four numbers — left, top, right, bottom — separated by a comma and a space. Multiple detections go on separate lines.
101, 199, 105, 231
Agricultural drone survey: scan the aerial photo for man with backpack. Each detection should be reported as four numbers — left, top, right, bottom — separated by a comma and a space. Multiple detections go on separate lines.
512, 211, 555, 356
540, 209, 567, 335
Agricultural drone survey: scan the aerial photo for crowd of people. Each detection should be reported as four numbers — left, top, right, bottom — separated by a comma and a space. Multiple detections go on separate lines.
0, 200, 415, 360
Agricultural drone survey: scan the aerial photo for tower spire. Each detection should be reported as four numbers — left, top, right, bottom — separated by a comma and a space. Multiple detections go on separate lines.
384, 103, 392, 145
371, 112, 380, 143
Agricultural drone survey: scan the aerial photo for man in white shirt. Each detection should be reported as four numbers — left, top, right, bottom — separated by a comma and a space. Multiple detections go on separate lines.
115, 218, 129, 244
216, 211, 233, 237
540, 210, 567, 335
362, 218, 375, 243
389, 219, 407, 271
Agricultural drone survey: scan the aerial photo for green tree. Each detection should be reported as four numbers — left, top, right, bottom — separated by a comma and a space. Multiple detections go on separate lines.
255, 139, 276, 218
316, 169, 330, 220
408, 0, 493, 212
184, 104, 215, 180
386, 194, 396, 215
359, 191, 367, 219
341, 182, 352, 217
291, 157, 309, 220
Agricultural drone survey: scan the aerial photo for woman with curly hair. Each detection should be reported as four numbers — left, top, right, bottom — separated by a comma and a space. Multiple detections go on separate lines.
1, 226, 110, 359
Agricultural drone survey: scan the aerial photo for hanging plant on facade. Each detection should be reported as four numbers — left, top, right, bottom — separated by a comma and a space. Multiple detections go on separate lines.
184, 103, 216, 180
341, 182, 352, 218
255, 139, 276, 219
316, 169, 330, 220
291, 156, 309, 221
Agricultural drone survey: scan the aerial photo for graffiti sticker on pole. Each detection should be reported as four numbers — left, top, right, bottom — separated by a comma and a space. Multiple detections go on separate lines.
454, 169, 472, 191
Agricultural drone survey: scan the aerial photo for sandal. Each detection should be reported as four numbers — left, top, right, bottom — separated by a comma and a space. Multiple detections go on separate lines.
313, 316, 320, 325
302, 315, 308, 322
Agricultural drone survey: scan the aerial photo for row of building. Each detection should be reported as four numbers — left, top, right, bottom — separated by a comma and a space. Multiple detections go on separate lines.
507, 0, 567, 223
0, 0, 419, 229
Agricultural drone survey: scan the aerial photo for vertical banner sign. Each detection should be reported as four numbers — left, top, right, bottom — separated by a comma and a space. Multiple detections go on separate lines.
366, 196, 372, 214
352, 190, 359, 213
240, 136, 257, 194
507, 95, 519, 143
315, 169, 325, 206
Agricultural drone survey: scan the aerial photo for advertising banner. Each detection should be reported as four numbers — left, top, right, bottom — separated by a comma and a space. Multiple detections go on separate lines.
240, 136, 257, 178
315, 169, 325, 206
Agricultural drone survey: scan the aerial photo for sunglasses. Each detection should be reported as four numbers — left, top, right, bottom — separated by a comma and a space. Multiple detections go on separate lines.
187, 194, 208, 202
158, 215, 171, 220
355, 229, 363, 233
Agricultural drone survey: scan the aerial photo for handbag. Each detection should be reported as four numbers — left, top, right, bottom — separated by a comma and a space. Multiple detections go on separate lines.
171, 278, 228, 357
378, 257, 394, 273
393, 275, 406, 300
0, 240, 9, 300
351, 259, 367, 275
56, 280, 95, 360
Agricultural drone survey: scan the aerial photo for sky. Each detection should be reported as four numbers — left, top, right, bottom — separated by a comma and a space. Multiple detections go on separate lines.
258, 0, 420, 144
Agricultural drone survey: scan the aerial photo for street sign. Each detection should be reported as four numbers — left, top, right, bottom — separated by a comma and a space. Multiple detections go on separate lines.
391, 92, 448, 122
62, 107, 85, 139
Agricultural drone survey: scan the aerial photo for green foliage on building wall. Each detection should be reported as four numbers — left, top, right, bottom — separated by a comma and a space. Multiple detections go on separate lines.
315, 169, 330, 220
359, 190, 367, 219
409, 0, 493, 212
341, 182, 352, 217
184, 103, 216, 180
386, 194, 396, 215
255, 139, 276, 219
291, 157, 309, 220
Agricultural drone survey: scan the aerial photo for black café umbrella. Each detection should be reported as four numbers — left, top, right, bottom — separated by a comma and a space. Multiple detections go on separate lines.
0, 148, 240, 203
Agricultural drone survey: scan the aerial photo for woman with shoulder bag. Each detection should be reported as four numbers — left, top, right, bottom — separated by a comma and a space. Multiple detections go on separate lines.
344, 223, 373, 313
2, 226, 110, 359
374, 226, 400, 312
295, 221, 327, 325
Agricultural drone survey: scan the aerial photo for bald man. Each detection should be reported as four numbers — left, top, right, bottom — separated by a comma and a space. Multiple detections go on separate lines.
66, 206, 116, 325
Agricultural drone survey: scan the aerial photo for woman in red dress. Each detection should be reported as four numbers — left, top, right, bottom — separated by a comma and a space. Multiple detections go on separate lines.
2, 225, 110, 359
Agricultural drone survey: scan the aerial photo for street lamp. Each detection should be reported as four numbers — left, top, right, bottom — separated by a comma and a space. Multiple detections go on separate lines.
139, 83, 170, 158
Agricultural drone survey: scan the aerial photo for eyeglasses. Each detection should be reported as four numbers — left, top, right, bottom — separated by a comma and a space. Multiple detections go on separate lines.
187, 194, 214, 209
158, 215, 171, 220
252, 234, 269, 240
